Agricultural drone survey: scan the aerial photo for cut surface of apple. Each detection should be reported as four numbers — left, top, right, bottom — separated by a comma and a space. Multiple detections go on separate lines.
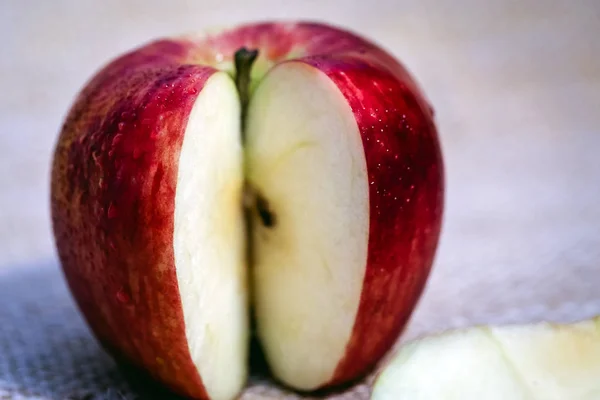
174, 71, 246, 400
246, 61, 369, 390
372, 317, 600, 400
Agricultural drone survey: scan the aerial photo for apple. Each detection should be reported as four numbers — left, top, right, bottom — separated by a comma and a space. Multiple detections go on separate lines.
51, 21, 444, 400
372, 317, 600, 400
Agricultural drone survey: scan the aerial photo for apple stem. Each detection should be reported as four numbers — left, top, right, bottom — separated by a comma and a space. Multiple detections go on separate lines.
234, 47, 259, 138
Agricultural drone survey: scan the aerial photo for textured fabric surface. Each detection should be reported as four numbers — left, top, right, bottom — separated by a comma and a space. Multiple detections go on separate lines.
1, 0, 599, 398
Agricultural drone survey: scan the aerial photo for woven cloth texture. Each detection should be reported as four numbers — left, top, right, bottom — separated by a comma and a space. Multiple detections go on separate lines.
1, 0, 599, 398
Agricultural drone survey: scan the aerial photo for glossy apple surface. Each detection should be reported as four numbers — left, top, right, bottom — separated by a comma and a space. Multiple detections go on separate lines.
51, 21, 444, 399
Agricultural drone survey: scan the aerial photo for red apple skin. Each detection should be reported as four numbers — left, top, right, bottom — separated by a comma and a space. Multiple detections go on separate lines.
52, 21, 443, 397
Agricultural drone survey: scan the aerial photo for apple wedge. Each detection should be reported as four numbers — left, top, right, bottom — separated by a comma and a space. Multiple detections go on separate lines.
372, 317, 600, 400
246, 61, 370, 390
51, 21, 444, 399
52, 63, 247, 400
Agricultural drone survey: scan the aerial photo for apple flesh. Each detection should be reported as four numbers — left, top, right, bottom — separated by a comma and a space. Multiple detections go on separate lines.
372, 317, 600, 400
51, 22, 443, 399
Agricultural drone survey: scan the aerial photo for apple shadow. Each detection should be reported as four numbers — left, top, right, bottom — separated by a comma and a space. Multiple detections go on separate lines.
0, 261, 143, 399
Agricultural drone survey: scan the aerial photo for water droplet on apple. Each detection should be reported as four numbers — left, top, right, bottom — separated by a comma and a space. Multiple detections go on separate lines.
118, 122, 125, 131
112, 134, 123, 147
116, 287, 130, 304
107, 203, 118, 219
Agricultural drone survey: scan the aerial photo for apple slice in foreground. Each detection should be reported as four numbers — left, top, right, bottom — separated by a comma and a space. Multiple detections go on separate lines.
372, 317, 600, 400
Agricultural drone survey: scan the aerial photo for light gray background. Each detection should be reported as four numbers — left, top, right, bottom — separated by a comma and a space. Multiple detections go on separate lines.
1, 0, 599, 398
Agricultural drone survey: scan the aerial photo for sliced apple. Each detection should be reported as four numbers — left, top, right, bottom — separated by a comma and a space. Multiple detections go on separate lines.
246, 61, 369, 390
51, 21, 444, 400
174, 71, 247, 400
372, 317, 600, 400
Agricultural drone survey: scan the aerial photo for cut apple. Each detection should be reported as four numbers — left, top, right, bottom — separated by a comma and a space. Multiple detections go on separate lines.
51, 21, 444, 400
246, 61, 369, 390
372, 317, 600, 400
173, 71, 247, 400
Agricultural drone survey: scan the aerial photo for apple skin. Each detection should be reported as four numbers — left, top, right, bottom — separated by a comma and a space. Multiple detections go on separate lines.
51, 21, 443, 397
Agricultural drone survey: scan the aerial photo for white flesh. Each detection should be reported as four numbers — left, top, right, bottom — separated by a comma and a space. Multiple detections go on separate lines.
372, 318, 600, 400
174, 72, 247, 400
245, 62, 370, 390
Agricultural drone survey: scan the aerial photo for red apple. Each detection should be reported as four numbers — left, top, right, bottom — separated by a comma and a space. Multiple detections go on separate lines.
51, 21, 444, 400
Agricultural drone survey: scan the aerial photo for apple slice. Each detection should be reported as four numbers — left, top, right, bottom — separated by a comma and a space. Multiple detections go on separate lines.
52, 63, 247, 400
246, 61, 370, 390
243, 32, 443, 388
372, 317, 600, 400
